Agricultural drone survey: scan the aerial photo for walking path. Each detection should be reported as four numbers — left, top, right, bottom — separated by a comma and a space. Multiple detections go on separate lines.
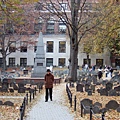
25, 83, 74, 120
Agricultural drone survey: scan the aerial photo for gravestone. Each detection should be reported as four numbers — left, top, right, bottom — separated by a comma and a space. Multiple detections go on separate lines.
101, 80, 108, 86
105, 100, 119, 110
81, 98, 93, 106
91, 85, 95, 93
93, 102, 102, 108
87, 89, 92, 96
4, 101, 14, 106
92, 76, 97, 84
0, 100, 3, 105
13, 83, 18, 90
9, 88, 14, 93
76, 84, 84, 92
31, 32, 46, 78
2, 79, 9, 92
93, 106, 100, 114
106, 82, 113, 91
99, 88, 108, 96
18, 83, 24, 88
85, 84, 90, 92
108, 89, 117, 96
18, 87, 25, 93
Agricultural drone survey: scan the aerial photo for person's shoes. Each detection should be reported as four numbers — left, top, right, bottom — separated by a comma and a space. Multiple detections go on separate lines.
50, 99, 52, 101
45, 100, 48, 102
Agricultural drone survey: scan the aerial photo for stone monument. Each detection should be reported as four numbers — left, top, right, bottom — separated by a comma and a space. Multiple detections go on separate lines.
31, 32, 46, 78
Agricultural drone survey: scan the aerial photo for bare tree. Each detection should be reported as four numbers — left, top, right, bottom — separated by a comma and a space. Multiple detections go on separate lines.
33, 0, 113, 82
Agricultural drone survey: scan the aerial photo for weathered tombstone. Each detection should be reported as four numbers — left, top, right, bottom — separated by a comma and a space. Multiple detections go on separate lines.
108, 89, 117, 96
81, 98, 93, 106
85, 84, 90, 92
93, 102, 102, 108
106, 82, 113, 91
81, 99, 92, 114
4, 101, 14, 106
76, 84, 84, 92
91, 85, 95, 93
18, 87, 25, 93
18, 83, 24, 88
0, 100, 3, 105
2, 80, 9, 92
93, 106, 100, 114
101, 80, 108, 86
93, 77, 97, 84
99, 88, 108, 96
9, 88, 14, 93
105, 100, 119, 110
87, 89, 92, 96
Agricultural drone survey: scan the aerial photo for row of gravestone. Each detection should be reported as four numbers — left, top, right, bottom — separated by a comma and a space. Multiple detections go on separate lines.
81, 98, 120, 114
0, 100, 14, 106
76, 82, 120, 96
0, 81, 44, 93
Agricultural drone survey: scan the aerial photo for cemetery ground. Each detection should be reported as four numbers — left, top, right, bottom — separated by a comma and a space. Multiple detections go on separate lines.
0, 86, 44, 120
65, 72, 120, 120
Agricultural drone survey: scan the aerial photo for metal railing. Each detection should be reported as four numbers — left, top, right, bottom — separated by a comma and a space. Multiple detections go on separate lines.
81, 103, 105, 120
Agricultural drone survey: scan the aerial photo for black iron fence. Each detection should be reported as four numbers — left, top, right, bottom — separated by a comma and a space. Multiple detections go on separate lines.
66, 83, 106, 120
19, 87, 41, 120
81, 103, 105, 120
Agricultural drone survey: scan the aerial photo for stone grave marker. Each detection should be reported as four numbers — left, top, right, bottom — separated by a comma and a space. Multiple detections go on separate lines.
18, 87, 25, 93
13, 83, 18, 90
93, 102, 102, 108
9, 88, 14, 93
87, 89, 92, 96
101, 80, 108, 86
76, 84, 84, 92
85, 84, 90, 92
99, 88, 108, 96
0, 100, 3, 105
81, 98, 92, 114
93, 106, 100, 114
108, 89, 117, 96
4, 101, 14, 106
91, 85, 95, 93
106, 82, 113, 91
105, 100, 119, 110
2, 80, 9, 92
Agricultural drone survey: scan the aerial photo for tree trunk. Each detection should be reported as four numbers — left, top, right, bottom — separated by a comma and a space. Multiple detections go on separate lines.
2, 54, 7, 72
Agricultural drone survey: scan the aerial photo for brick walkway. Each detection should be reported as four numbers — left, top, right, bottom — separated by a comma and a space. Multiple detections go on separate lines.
25, 83, 74, 120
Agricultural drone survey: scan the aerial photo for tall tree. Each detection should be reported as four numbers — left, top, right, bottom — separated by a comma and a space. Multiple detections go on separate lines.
34, 0, 114, 82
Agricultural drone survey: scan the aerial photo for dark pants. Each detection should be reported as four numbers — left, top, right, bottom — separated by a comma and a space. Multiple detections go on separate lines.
45, 88, 53, 101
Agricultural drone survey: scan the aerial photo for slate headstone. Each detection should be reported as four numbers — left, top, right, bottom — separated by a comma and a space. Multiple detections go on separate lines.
114, 85, 120, 92
105, 100, 119, 110
91, 85, 95, 93
108, 89, 117, 96
87, 89, 92, 96
81, 98, 93, 106
93, 106, 100, 114
0, 100, 3, 105
117, 107, 120, 113
4, 101, 14, 106
93, 102, 102, 108
18, 87, 25, 93
85, 84, 90, 92
76, 84, 84, 92
99, 88, 108, 96
106, 82, 113, 91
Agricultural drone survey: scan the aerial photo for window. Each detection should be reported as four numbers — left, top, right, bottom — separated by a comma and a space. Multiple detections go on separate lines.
59, 41, 66, 53
58, 58, 65, 66
35, 3, 43, 10
46, 22, 54, 34
34, 46, 37, 52
9, 58, 15, 67
83, 59, 91, 66
46, 58, 53, 67
96, 59, 103, 67
47, 3, 55, 10
60, 3, 67, 11
20, 58, 27, 67
20, 41, 27, 52
59, 21, 66, 34
46, 41, 53, 52
9, 41, 16, 52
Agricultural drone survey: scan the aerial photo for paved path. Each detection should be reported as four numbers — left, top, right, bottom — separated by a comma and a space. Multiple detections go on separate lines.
25, 83, 74, 120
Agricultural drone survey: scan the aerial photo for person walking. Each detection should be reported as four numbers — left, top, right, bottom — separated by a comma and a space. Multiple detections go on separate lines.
44, 69, 54, 102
